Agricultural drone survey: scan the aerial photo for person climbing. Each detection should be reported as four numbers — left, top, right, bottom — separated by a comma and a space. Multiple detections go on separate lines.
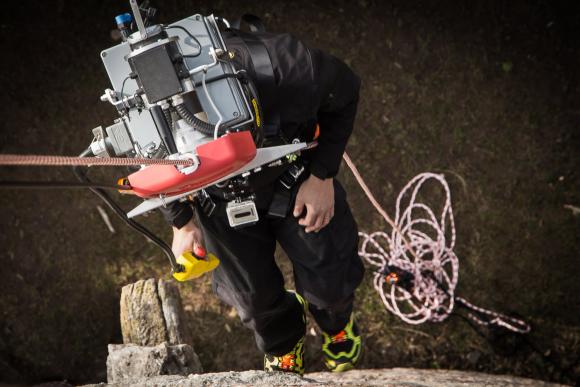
162, 24, 364, 375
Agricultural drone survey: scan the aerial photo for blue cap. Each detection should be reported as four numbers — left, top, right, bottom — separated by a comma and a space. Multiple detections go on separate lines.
115, 13, 132, 26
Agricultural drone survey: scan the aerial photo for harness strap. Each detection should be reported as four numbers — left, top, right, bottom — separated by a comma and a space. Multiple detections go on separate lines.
231, 14, 266, 33
227, 29, 280, 137
267, 161, 306, 219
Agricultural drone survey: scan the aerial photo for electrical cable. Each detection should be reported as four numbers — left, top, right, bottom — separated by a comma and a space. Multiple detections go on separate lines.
119, 75, 140, 113
165, 25, 202, 57
73, 148, 183, 273
192, 72, 243, 88
120, 75, 130, 97
201, 70, 224, 140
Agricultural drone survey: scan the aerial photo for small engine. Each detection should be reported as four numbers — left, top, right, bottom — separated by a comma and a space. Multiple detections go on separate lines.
93, 0, 259, 161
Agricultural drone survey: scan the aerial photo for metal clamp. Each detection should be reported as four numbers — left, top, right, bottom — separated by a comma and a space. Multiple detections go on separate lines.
198, 189, 216, 218
168, 152, 200, 175
279, 163, 305, 190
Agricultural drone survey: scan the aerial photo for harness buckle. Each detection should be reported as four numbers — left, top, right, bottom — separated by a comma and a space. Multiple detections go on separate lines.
198, 189, 216, 217
280, 163, 305, 189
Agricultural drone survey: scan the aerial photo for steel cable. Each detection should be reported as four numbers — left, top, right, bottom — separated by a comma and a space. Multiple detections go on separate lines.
0, 154, 194, 167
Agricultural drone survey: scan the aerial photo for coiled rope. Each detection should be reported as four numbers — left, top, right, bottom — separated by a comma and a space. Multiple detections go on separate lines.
0, 154, 194, 167
343, 153, 530, 333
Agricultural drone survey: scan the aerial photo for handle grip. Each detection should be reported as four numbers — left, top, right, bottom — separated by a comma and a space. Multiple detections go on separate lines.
172, 250, 220, 282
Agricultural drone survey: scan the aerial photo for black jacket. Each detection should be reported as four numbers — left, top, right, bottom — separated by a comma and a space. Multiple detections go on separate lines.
163, 31, 361, 228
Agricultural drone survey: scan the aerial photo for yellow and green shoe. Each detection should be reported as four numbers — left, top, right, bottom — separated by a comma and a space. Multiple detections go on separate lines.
263, 291, 308, 375
321, 314, 362, 372
264, 336, 305, 375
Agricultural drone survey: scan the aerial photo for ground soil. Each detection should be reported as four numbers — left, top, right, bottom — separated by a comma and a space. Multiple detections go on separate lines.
0, 0, 578, 385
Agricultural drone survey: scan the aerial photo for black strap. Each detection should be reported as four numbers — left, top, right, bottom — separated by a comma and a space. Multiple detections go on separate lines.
228, 29, 280, 137
267, 161, 306, 219
243, 34, 280, 137
231, 14, 266, 33
227, 15, 279, 137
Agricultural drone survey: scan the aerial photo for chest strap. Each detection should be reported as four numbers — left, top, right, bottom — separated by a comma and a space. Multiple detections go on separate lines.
228, 29, 280, 137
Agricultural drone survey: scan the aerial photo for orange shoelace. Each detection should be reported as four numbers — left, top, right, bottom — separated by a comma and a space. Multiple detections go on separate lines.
331, 330, 348, 343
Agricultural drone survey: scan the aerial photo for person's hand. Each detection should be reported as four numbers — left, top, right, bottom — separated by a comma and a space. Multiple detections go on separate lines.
293, 175, 335, 233
171, 218, 204, 257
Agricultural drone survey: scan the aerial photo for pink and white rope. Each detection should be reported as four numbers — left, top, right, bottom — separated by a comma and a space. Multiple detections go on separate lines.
343, 153, 530, 333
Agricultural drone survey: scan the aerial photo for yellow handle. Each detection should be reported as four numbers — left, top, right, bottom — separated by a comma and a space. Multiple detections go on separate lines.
172, 251, 220, 282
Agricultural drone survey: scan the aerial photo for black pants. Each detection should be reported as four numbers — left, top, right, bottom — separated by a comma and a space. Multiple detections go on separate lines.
196, 179, 364, 356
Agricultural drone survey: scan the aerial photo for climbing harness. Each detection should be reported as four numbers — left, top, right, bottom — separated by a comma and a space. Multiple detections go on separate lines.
343, 153, 531, 333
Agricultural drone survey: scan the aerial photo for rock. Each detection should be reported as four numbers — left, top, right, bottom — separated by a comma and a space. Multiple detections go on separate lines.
94, 370, 311, 387
106, 342, 202, 384
466, 350, 482, 365
120, 279, 191, 346
114, 280, 201, 383
86, 368, 564, 387
158, 279, 193, 345
308, 368, 564, 386
120, 279, 166, 346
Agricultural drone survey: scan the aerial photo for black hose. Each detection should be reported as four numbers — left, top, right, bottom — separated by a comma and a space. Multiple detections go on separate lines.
174, 103, 217, 137
73, 148, 183, 273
